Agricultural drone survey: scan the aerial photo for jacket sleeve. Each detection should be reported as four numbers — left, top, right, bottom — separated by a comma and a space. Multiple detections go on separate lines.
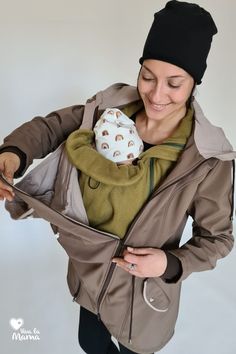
166, 159, 234, 284
161, 251, 183, 282
0, 104, 85, 177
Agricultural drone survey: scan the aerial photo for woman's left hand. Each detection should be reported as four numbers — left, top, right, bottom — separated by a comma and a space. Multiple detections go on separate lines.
112, 247, 167, 278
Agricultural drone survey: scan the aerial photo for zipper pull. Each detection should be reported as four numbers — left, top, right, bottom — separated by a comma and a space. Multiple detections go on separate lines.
73, 294, 79, 302
72, 284, 81, 302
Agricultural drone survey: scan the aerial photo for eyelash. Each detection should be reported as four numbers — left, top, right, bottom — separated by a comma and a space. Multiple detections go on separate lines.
169, 83, 180, 89
142, 76, 180, 89
142, 77, 154, 81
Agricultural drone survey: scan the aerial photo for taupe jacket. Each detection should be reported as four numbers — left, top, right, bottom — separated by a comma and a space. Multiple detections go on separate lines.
1, 83, 236, 353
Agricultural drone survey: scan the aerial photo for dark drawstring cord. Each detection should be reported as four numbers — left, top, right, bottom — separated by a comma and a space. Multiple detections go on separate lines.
230, 160, 235, 221
128, 275, 136, 344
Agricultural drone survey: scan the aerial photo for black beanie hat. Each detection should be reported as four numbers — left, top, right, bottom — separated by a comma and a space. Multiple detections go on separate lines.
139, 0, 218, 84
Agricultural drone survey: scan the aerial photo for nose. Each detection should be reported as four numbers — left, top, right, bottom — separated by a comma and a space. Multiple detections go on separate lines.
148, 82, 167, 104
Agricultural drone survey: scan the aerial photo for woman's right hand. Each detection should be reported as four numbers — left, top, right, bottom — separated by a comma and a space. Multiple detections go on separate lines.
0, 152, 20, 201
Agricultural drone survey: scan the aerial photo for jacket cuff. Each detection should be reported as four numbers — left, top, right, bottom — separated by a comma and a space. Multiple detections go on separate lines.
0, 146, 27, 178
160, 251, 183, 283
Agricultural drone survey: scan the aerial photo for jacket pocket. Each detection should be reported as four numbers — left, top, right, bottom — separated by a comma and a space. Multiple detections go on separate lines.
143, 277, 170, 312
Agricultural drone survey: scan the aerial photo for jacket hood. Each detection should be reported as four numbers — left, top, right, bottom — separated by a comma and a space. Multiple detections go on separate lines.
193, 101, 236, 160
84, 83, 236, 161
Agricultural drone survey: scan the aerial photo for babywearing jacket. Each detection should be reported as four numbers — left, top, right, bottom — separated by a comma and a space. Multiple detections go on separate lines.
65, 107, 193, 238
1, 83, 236, 353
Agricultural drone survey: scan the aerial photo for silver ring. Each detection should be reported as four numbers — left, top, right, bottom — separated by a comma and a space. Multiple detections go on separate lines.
128, 263, 136, 271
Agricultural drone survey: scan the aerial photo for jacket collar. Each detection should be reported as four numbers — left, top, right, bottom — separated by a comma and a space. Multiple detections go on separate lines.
93, 83, 236, 161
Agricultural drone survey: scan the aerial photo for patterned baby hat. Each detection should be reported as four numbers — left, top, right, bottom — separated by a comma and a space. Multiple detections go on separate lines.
94, 108, 144, 163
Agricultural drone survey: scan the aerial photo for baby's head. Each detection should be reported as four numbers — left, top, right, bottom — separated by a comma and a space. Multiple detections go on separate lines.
94, 108, 144, 164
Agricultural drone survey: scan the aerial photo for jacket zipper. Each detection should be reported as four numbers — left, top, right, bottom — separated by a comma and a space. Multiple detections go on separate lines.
96, 158, 155, 319
96, 241, 125, 320
95, 159, 211, 320
7, 158, 216, 331
122, 159, 211, 244
127, 160, 154, 343
0, 173, 120, 242
230, 160, 235, 221
0, 173, 122, 308
0, 171, 121, 241
128, 275, 136, 344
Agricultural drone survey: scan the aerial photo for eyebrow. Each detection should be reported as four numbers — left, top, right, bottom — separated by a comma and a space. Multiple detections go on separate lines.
142, 64, 186, 79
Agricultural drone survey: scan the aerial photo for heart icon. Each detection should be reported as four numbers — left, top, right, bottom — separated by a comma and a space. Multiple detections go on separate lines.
10, 318, 24, 331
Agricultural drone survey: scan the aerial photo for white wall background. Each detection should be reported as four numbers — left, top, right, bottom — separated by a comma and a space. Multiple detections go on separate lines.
0, 1, 235, 354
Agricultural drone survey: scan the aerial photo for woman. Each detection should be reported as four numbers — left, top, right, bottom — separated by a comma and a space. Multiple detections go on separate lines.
0, 1, 235, 354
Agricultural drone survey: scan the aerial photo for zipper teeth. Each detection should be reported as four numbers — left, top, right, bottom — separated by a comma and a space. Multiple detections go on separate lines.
230, 160, 235, 221
0, 174, 122, 316
97, 242, 125, 317
97, 262, 116, 317
121, 159, 210, 244
48, 207, 120, 240
58, 215, 120, 239
3, 175, 120, 241
1, 159, 208, 242
5, 159, 211, 322
96, 159, 209, 318
128, 275, 135, 344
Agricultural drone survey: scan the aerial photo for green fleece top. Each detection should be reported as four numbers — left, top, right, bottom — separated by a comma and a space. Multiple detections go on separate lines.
66, 107, 193, 238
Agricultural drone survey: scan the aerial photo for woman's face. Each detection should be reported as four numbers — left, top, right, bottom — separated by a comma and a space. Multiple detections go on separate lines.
137, 60, 194, 122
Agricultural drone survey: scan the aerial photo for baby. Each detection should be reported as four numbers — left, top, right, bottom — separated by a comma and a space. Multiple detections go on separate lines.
65, 108, 148, 238
93, 108, 144, 165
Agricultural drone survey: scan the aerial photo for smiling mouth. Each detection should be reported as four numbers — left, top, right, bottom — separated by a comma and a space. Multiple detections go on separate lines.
148, 100, 171, 111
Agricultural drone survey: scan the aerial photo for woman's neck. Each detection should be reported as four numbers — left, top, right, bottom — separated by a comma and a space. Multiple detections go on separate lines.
136, 106, 187, 145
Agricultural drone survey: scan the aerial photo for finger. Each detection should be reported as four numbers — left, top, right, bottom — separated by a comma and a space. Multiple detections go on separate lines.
122, 249, 132, 257
0, 180, 14, 193
127, 247, 154, 255
112, 258, 127, 266
112, 257, 147, 277
0, 189, 15, 199
123, 253, 141, 265
117, 263, 130, 272
0, 192, 13, 202
112, 258, 131, 270
112, 259, 141, 275
113, 260, 145, 278
0, 189, 14, 201
3, 160, 15, 183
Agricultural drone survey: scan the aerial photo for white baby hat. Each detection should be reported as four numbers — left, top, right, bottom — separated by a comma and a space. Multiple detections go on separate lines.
94, 108, 144, 163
